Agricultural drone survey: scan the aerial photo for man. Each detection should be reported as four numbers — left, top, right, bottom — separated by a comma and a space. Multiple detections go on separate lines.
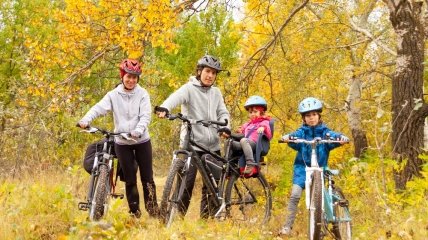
156, 55, 230, 218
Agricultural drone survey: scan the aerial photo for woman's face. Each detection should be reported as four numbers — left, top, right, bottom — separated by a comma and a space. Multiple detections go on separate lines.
199, 67, 217, 87
303, 111, 320, 126
123, 73, 139, 90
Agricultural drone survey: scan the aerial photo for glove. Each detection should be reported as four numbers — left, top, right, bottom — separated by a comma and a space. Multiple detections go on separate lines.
218, 127, 231, 136
131, 129, 143, 138
339, 135, 349, 142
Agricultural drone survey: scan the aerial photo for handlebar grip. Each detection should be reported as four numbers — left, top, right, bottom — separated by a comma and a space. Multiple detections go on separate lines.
210, 119, 228, 126
278, 139, 286, 143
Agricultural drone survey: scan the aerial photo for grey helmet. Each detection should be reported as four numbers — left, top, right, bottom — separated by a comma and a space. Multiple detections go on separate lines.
197, 55, 223, 71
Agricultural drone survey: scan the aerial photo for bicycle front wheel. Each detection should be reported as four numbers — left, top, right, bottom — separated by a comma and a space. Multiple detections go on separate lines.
225, 172, 272, 226
332, 188, 352, 240
160, 158, 186, 227
309, 170, 323, 240
90, 164, 109, 221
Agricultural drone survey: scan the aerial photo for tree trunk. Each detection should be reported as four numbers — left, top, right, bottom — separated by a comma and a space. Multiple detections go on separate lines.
346, 72, 368, 158
385, 0, 425, 190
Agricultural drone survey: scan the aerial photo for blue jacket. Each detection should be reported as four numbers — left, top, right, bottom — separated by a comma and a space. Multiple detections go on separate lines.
287, 123, 342, 188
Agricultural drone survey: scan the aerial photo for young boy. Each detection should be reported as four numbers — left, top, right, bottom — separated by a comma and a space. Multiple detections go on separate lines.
279, 97, 349, 235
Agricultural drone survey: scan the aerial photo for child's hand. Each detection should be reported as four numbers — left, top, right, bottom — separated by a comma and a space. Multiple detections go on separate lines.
338, 135, 350, 144
257, 127, 265, 134
281, 134, 290, 142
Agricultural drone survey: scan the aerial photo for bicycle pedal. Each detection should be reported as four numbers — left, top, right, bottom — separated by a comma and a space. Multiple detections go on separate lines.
78, 202, 89, 211
111, 193, 124, 199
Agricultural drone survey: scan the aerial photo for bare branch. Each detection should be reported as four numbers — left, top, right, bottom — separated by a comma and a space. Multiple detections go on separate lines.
239, 0, 309, 84
349, 20, 397, 56
60, 45, 120, 85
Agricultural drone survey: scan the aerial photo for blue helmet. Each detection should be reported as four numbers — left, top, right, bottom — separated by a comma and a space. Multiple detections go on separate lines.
244, 95, 267, 111
298, 97, 323, 114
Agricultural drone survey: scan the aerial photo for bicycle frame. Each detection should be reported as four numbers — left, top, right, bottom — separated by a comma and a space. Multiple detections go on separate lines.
281, 137, 351, 239
166, 113, 261, 219
170, 115, 237, 216
78, 127, 130, 220
323, 169, 352, 224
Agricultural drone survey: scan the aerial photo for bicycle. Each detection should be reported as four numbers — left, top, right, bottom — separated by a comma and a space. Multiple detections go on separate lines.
159, 113, 272, 228
279, 137, 352, 240
77, 126, 134, 221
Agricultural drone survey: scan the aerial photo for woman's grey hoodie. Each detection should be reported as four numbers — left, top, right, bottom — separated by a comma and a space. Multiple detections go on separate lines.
80, 84, 151, 145
160, 76, 230, 152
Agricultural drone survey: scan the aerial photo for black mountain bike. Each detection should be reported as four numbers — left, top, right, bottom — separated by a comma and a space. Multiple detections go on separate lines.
159, 113, 272, 227
77, 126, 132, 221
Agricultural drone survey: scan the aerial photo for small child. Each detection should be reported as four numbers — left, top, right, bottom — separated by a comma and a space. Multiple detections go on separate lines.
234, 95, 272, 174
279, 97, 349, 235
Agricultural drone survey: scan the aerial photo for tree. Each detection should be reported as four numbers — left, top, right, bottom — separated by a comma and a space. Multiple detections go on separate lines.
382, 0, 428, 189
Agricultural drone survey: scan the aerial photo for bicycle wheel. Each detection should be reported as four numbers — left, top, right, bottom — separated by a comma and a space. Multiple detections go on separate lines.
332, 188, 352, 240
224, 172, 272, 226
89, 164, 109, 221
309, 170, 323, 240
160, 158, 186, 227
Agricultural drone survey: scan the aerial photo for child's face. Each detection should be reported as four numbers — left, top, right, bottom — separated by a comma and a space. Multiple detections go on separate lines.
248, 107, 262, 119
303, 111, 320, 126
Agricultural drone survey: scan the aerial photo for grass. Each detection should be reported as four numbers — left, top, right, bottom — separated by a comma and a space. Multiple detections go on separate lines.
0, 154, 427, 239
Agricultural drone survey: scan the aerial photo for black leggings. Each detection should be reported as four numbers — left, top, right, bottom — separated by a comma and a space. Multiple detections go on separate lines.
115, 140, 158, 216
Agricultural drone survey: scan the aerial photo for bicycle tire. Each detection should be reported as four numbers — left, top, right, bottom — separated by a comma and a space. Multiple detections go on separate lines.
224, 172, 272, 226
90, 164, 109, 221
332, 188, 352, 240
309, 170, 323, 240
160, 158, 186, 227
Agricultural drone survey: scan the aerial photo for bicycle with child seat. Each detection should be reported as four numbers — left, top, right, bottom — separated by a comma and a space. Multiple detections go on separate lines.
279, 137, 352, 240
159, 112, 272, 228
77, 126, 134, 221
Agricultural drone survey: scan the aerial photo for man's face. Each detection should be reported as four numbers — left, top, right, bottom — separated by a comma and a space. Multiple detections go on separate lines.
199, 67, 218, 87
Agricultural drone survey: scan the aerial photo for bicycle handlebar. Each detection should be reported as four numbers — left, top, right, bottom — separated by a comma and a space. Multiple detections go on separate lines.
166, 113, 228, 127
76, 125, 136, 142
278, 137, 348, 144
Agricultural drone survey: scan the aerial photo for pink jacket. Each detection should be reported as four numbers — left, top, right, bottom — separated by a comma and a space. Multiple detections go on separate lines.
239, 116, 272, 143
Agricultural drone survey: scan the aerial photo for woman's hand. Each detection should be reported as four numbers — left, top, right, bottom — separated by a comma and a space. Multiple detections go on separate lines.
257, 127, 265, 134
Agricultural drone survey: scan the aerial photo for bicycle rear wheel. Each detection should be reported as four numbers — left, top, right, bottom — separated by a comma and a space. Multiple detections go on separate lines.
309, 170, 323, 240
160, 158, 186, 227
332, 188, 352, 240
90, 164, 109, 221
224, 172, 272, 226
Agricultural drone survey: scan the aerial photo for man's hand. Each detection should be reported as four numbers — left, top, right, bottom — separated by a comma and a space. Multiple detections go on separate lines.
155, 106, 169, 118
218, 127, 231, 138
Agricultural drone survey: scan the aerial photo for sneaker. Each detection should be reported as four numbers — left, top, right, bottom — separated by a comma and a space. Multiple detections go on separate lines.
243, 165, 255, 174
279, 226, 291, 235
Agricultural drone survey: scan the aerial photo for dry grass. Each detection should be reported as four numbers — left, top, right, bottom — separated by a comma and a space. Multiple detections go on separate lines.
0, 157, 427, 239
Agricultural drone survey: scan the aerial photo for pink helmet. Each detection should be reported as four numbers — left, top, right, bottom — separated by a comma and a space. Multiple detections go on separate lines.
119, 59, 142, 78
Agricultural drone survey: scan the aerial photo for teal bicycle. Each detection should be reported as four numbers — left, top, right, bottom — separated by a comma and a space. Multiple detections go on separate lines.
280, 137, 352, 240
